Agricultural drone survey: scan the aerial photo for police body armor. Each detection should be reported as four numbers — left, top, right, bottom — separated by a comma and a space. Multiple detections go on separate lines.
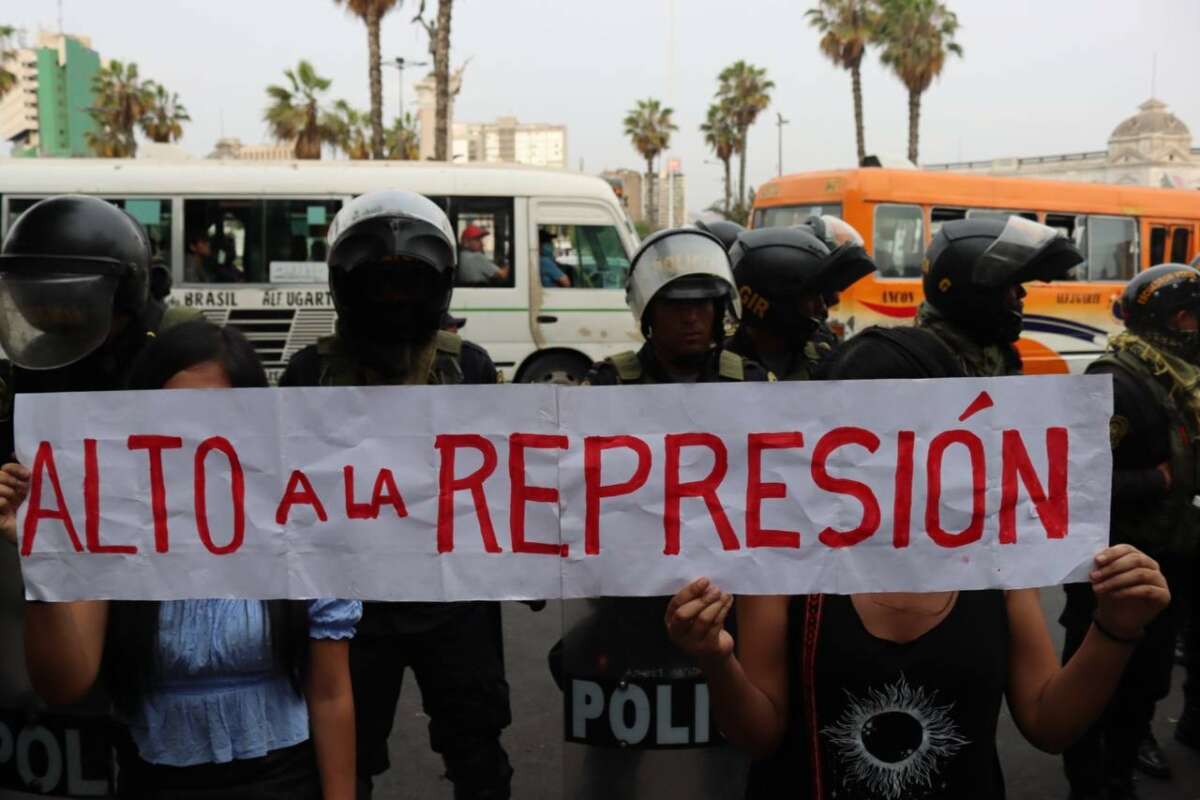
1093, 348, 1200, 558
559, 343, 757, 800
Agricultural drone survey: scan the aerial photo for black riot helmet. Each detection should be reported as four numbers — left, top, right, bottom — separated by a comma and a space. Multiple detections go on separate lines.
694, 218, 746, 251
626, 228, 740, 341
922, 216, 1081, 344
0, 195, 151, 370
729, 226, 875, 346
1115, 264, 1200, 359
326, 190, 457, 345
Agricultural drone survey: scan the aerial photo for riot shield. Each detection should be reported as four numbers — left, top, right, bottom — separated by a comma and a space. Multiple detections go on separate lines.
557, 596, 749, 798
0, 546, 115, 798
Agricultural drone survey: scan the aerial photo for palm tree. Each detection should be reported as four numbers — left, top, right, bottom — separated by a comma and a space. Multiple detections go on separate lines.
140, 83, 190, 143
86, 60, 153, 157
806, 0, 879, 165
700, 103, 739, 215
327, 100, 372, 159
414, 0, 453, 160
623, 98, 677, 230
877, 0, 962, 164
333, 0, 402, 159
717, 61, 774, 208
0, 26, 17, 100
385, 112, 420, 159
264, 60, 337, 160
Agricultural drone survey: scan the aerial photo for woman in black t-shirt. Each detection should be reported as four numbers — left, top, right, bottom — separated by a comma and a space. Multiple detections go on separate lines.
667, 568, 1166, 800
663, 329, 1172, 800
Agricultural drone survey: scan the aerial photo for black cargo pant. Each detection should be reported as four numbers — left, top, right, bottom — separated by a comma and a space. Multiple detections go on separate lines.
1060, 561, 1185, 792
351, 602, 513, 800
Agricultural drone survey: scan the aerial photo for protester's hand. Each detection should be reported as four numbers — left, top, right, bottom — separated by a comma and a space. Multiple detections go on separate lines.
665, 577, 733, 664
0, 463, 30, 546
1156, 462, 1172, 492
1091, 544, 1170, 640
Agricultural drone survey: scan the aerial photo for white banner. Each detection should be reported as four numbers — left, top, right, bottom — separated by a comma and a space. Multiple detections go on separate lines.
15, 376, 1112, 601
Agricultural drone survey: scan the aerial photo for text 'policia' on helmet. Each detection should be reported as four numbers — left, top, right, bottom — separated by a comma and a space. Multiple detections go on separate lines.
0, 195, 151, 370
626, 228, 740, 338
922, 216, 1082, 344
729, 225, 875, 344
326, 190, 457, 344
1116, 263, 1200, 359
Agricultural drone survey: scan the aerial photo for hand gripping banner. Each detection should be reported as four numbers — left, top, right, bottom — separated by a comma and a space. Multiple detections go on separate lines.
15, 376, 1112, 601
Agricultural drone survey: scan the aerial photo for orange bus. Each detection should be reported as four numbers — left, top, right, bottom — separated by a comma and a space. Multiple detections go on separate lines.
751, 168, 1200, 373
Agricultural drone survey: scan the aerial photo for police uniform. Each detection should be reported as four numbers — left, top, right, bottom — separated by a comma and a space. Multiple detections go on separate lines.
558, 227, 765, 799
1060, 265, 1200, 799
723, 218, 874, 382
279, 190, 512, 800
914, 216, 1081, 379
0, 195, 198, 798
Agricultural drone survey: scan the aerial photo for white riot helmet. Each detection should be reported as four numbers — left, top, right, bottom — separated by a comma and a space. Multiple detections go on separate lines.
626, 228, 740, 338
326, 190, 457, 344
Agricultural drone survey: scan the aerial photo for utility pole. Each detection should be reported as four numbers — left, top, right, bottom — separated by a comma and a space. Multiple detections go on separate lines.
385, 56, 429, 120
776, 113, 789, 177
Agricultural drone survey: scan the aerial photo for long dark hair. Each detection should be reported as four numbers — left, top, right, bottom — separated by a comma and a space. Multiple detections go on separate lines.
107, 320, 309, 715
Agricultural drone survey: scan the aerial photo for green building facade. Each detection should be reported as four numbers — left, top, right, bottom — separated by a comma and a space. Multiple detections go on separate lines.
14, 35, 99, 157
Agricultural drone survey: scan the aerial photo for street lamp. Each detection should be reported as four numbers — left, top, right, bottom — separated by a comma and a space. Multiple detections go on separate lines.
383, 56, 429, 120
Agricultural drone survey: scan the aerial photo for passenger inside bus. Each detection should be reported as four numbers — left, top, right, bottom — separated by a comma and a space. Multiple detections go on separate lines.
538, 231, 571, 288
457, 224, 511, 285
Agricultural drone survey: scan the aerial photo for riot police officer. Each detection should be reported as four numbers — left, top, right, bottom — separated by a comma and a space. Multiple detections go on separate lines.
725, 220, 874, 380
279, 190, 513, 800
0, 195, 196, 798
557, 227, 768, 799
917, 216, 1081, 377
1061, 264, 1200, 800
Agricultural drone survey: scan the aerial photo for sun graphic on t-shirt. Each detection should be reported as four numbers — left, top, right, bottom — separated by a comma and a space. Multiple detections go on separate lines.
821, 674, 969, 800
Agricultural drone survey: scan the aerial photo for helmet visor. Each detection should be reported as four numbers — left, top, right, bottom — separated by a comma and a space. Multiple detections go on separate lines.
973, 216, 1080, 287
813, 216, 866, 248
0, 273, 118, 369
627, 233, 739, 321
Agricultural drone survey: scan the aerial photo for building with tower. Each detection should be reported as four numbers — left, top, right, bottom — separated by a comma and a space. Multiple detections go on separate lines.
926, 99, 1200, 190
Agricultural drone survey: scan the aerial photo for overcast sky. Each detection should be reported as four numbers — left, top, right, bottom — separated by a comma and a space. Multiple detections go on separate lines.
9, 0, 1200, 212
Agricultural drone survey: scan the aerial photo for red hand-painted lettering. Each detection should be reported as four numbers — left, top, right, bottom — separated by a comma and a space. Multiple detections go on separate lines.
583, 435, 652, 556
194, 437, 246, 555
509, 433, 568, 556
20, 441, 82, 557
435, 434, 501, 554
663, 433, 740, 556
813, 427, 881, 548
128, 435, 183, 553
745, 432, 804, 549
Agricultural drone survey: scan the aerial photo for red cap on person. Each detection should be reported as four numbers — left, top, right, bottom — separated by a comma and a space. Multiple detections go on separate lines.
461, 224, 490, 241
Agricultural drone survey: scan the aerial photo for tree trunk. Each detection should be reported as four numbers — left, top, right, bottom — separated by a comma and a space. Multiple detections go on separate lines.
433, 0, 453, 161
738, 127, 748, 209
907, 89, 920, 165
851, 64, 866, 165
367, 6, 384, 159
645, 157, 657, 230
722, 156, 731, 215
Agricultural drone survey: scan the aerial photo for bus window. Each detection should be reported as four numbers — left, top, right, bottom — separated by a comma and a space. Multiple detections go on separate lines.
264, 199, 340, 284
965, 209, 1037, 221
536, 224, 630, 289
1149, 227, 1167, 266
753, 203, 842, 228
1171, 227, 1191, 264
184, 199, 260, 284
449, 197, 515, 288
873, 204, 924, 278
930, 207, 966, 238
1085, 216, 1137, 280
